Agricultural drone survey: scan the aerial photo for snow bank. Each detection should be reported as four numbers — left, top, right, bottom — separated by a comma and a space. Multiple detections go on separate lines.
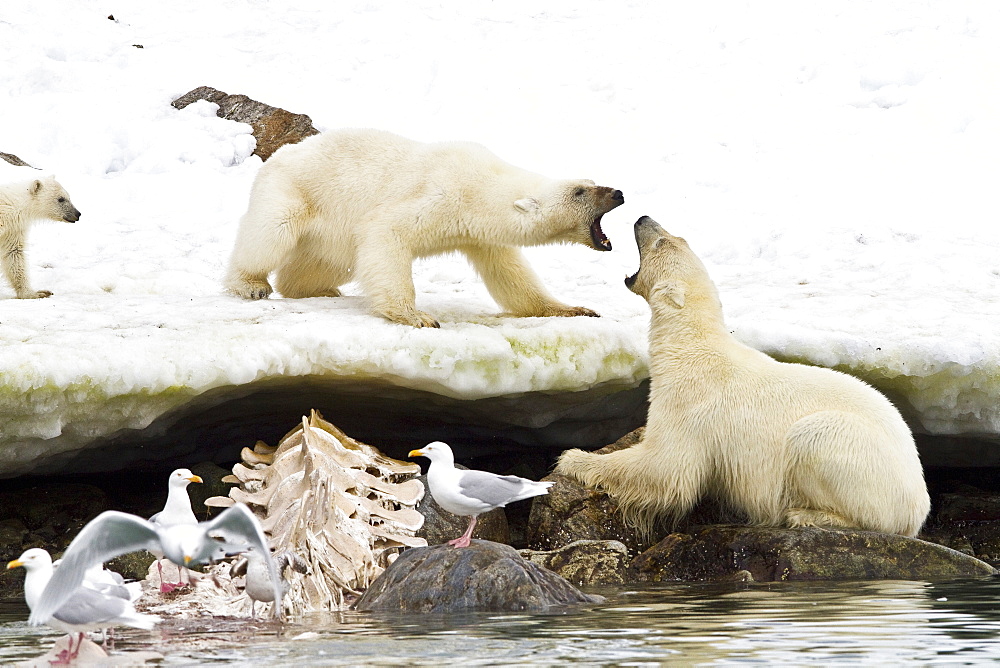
0, 1, 998, 475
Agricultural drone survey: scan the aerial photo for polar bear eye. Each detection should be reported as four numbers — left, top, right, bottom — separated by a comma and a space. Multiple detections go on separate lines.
573, 187, 586, 197
57, 197, 66, 203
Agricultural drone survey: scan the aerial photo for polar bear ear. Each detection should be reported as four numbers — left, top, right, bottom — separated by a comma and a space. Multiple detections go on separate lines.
514, 198, 540, 214
650, 280, 686, 309
29, 179, 43, 196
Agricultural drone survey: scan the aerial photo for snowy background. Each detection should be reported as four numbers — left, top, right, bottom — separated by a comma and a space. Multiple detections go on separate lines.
1, 1, 998, 475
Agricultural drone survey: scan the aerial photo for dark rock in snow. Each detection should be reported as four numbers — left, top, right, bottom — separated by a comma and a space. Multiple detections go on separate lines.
628, 525, 998, 582
0, 152, 35, 168
353, 541, 604, 613
171, 86, 319, 160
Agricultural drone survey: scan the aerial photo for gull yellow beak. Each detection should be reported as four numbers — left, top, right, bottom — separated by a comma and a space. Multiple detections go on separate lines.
184, 555, 192, 565
408, 449, 424, 458
188, 475, 203, 484
6, 559, 23, 569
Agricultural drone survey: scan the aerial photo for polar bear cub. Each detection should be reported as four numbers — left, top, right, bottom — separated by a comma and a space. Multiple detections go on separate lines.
557, 216, 930, 537
0, 175, 81, 299
224, 128, 624, 327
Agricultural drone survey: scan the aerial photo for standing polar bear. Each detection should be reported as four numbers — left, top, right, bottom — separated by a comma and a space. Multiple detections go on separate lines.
556, 216, 930, 537
224, 128, 624, 327
0, 175, 81, 299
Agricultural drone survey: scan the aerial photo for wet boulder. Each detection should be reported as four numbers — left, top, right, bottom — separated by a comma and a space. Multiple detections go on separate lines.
527, 428, 655, 555
519, 539, 630, 586
935, 489, 1000, 523
628, 525, 998, 582
354, 541, 604, 613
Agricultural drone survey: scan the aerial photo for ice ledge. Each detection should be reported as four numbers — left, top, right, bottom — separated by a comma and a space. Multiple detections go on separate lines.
0, 294, 651, 477
0, 294, 997, 478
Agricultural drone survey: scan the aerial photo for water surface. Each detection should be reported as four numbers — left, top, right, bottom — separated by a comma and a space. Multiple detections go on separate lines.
3, 577, 1000, 665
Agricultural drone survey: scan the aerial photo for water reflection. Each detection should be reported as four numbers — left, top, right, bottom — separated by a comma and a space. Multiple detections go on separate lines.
3, 578, 1000, 665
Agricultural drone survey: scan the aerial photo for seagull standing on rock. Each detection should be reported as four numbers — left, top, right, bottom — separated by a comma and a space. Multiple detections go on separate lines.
149, 468, 203, 592
409, 441, 554, 548
7, 548, 160, 663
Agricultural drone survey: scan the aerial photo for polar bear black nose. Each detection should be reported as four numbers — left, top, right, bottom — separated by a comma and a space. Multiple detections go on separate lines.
612, 190, 624, 202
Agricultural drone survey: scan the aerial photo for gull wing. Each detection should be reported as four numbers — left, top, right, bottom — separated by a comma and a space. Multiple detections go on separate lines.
456, 470, 537, 508
30, 511, 160, 626
51, 585, 128, 627
205, 504, 283, 618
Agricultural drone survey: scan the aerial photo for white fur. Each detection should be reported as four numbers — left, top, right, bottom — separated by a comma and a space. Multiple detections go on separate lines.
0, 175, 81, 299
224, 128, 623, 327
556, 216, 930, 537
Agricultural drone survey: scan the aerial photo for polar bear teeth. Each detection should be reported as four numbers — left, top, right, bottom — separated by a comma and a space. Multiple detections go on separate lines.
591, 217, 612, 251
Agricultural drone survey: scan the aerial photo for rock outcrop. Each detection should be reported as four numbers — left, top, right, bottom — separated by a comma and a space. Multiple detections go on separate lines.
354, 541, 604, 613
527, 428, 655, 555
519, 539, 630, 586
0, 152, 34, 168
628, 525, 997, 582
171, 86, 319, 160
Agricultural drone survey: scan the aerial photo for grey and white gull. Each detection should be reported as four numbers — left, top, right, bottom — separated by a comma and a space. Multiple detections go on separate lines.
149, 467, 203, 592
27, 502, 285, 626
230, 547, 309, 617
409, 441, 553, 548
7, 548, 159, 663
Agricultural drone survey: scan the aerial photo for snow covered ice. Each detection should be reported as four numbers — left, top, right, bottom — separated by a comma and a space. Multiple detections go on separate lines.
0, 1, 998, 476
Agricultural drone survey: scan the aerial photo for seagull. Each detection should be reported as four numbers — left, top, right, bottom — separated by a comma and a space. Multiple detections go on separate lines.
54, 559, 143, 647
28, 503, 285, 626
7, 548, 159, 663
408, 441, 554, 548
79, 563, 141, 601
230, 547, 309, 617
149, 468, 203, 592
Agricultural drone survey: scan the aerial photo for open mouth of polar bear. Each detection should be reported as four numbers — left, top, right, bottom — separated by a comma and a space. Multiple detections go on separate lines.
591, 216, 612, 251
624, 267, 639, 290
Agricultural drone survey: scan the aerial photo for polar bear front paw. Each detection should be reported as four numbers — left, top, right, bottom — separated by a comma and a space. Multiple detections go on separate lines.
544, 305, 600, 318
554, 448, 592, 482
380, 308, 440, 328
229, 277, 273, 300
16, 289, 52, 299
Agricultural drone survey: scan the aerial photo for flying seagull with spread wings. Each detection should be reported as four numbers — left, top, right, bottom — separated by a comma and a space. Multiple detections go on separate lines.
28, 503, 284, 626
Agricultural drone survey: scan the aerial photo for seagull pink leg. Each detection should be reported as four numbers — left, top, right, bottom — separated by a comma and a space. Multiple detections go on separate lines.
52, 634, 74, 664
448, 516, 477, 548
158, 560, 179, 593
68, 632, 85, 660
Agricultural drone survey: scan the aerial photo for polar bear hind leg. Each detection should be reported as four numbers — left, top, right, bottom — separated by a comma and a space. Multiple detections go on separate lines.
225, 178, 310, 300
784, 410, 925, 537
783, 508, 857, 529
274, 240, 350, 298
